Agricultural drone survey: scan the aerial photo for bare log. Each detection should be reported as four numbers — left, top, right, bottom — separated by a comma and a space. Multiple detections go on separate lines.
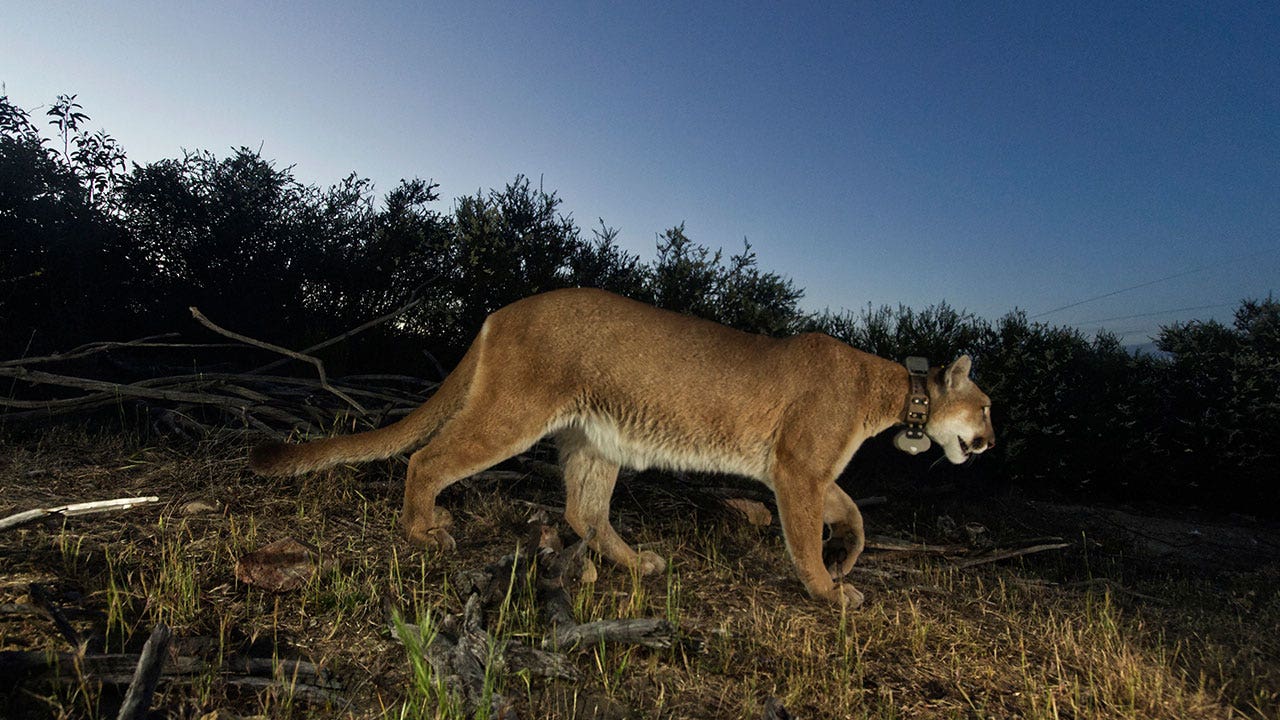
504, 644, 577, 680
0, 650, 203, 684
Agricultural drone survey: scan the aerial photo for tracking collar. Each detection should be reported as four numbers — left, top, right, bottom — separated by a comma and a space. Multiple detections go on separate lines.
893, 356, 932, 455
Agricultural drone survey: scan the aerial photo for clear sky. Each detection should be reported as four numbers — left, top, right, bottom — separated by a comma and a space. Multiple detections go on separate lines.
4, 1, 1277, 344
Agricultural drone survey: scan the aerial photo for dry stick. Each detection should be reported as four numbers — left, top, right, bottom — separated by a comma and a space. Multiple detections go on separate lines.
0, 650, 336, 687
0, 334, 179, 368
0, 390, 116, 409
29, 583, 82, 649
952, 542, 1072, 569
116, 623, 171, 720
547, 618, 677, 652
0, 496, 161, 532
246, 287, 430, 376
0, 397, 128, 421
188, 306, 367, 415
1, 372, 242, 410
0, 367, 251, 410
865, 536, 969, 554
0, 371, 242, 411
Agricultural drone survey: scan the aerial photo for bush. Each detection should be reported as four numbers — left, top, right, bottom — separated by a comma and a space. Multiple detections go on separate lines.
2, 90, 1275, 513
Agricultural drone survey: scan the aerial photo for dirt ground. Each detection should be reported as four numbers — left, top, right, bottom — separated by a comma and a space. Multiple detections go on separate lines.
2, 428, 1277, 719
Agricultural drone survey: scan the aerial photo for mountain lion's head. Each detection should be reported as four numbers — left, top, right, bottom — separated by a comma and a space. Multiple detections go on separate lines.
926, 355, 994, 464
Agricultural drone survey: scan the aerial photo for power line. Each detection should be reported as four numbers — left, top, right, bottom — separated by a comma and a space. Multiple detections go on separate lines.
1030, 248, 1278, 320
1077, 302, 1234, 325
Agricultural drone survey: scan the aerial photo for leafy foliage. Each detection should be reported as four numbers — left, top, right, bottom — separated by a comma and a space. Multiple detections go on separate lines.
650, 225, 804, 335
1, 91, 1275, 512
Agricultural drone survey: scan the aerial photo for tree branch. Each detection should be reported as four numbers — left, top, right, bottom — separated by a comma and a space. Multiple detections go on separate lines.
188, 306, 367, 414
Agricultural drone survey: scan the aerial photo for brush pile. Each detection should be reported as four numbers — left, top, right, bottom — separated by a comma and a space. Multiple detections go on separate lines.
0, 304, 436, 437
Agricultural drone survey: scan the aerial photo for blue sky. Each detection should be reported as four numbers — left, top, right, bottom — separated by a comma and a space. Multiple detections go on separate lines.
4, 1, 1277, 343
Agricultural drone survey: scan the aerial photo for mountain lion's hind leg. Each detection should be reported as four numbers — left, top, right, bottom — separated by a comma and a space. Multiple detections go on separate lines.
558, 433, 665, 576
400, 407, 547, 553
822, 484, 865, 579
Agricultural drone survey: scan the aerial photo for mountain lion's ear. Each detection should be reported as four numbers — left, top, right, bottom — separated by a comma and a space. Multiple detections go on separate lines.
945, 355, 973, 389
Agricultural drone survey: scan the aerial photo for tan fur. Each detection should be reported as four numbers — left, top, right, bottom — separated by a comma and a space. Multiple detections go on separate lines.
248, 288, 995, 606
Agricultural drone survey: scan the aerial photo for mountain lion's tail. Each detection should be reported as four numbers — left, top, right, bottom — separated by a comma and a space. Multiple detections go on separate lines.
247, 348, 478, 476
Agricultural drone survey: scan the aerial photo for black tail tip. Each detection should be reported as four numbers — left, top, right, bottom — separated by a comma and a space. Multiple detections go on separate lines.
247, 441, 292, 476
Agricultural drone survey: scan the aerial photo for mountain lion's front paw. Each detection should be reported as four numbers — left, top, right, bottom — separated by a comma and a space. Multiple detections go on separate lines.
636, 550, 666, 576
404, 523, 456, 554
830, 583, 865, 609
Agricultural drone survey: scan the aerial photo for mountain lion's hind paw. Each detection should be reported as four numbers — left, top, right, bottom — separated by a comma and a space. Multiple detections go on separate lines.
636, 550, 666, 576
424, 527, 456, 554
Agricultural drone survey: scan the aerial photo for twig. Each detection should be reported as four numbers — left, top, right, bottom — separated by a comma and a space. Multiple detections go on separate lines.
0, 496, 161, 532
0, 334, 179, 368
952, 543, 1071, 569
0, 367, 252, 410
1062, 577, 1171, 605
29, 583, 82, 649
247, 282, 433, 376
864, 536, 969, 555
116, 623, 171, 720
189, 306, 367, 415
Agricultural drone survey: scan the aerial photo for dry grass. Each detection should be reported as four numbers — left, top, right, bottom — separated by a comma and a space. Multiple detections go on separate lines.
1, 427, 1277, 719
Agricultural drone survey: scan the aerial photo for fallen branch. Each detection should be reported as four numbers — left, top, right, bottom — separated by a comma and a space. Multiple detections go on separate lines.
29, 583, 82, 649
952, 542, 1071, 569
0, 334, 180, 368
247, 281, 433, 376
0, 648, 344, 705
545, 618, 676, 652
861, 536, 969, 563
0, 496, 161, 532
388, 514, 693, 715
389, 594, 516, 720
116, 623, 171, 720
0, 367, 252, 410
189, 306, 367, 415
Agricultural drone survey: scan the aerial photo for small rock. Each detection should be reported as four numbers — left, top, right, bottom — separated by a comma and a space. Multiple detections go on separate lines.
181, 499, 220, 516
964, 522, 992, 548
936, 514, 958, 538
235, 537, 317, 592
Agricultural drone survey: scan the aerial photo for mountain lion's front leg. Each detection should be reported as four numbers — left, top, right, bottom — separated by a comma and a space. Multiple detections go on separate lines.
774, 475, 865, 608
822, 484, 865, 579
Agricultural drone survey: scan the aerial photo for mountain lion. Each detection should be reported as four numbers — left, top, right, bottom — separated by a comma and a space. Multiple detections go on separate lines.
249, 288, 994, 606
